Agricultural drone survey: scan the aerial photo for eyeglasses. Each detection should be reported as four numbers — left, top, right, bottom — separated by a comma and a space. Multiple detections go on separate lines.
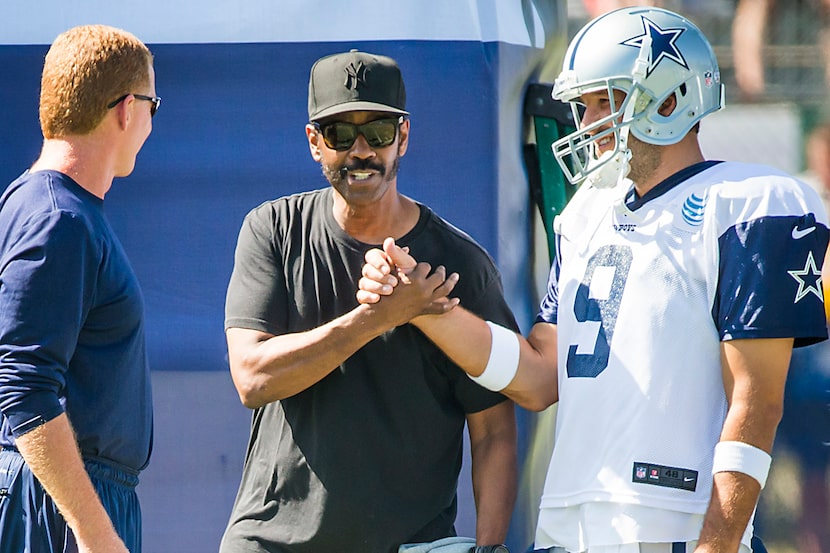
313, 117, 402, 151
107, 93, 161, 117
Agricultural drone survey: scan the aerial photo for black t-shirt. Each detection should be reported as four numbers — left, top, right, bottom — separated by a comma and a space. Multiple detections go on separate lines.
220, 188, 518, 553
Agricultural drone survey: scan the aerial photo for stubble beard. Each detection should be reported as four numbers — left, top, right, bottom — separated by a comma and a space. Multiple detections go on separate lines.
626, 134, 662, 186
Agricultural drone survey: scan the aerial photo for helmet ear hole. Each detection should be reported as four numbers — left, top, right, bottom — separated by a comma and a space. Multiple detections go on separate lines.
658, 94, 678, 117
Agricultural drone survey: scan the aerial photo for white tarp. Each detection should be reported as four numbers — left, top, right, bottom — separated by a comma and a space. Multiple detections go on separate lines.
1, 0, 548, 46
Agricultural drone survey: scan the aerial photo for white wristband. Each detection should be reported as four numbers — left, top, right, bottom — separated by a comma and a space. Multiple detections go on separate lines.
711, 440, 772, 489
469, 321, 520, 392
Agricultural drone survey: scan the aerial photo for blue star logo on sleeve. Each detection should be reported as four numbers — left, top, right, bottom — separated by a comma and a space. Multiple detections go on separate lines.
788, 250, 824, 303
621, 16, 688, 76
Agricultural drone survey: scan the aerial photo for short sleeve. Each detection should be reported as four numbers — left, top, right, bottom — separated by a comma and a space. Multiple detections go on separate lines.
536, 255, 560, 325
225, 204, 288, 335
716, 213, 829, 346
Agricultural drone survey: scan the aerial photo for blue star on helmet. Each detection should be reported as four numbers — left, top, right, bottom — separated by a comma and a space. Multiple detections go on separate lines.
621, 16, 688, 76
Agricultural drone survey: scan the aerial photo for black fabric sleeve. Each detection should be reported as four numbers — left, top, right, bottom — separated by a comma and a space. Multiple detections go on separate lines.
225, 203, 287, 335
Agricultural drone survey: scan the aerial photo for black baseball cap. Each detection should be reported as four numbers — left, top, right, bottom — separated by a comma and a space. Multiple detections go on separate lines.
308, 50, 409, 121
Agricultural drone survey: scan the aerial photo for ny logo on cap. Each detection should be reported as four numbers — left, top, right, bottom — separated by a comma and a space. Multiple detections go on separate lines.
344, 61, 367, 90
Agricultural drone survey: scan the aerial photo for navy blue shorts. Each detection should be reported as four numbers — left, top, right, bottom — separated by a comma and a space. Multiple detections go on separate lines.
0, 448, 141, 553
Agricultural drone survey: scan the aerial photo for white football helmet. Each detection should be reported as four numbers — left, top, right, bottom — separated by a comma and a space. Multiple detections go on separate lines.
551, 6, 725, 188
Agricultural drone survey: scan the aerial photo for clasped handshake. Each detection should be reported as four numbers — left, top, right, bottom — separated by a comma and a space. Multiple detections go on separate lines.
356, 237, 460, 325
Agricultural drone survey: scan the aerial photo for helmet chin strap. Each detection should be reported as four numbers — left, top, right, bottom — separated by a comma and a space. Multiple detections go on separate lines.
586, 130, 632, 189
586, 35, 652, 190
586, 150, 629, 189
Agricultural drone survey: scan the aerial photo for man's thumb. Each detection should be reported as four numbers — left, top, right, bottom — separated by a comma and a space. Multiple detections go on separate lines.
383, 237, 417, 270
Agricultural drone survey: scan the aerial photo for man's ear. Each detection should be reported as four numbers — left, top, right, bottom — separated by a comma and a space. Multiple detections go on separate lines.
111, 95, 133, 130
306, 123, 322, 161
397, 118, 410, 157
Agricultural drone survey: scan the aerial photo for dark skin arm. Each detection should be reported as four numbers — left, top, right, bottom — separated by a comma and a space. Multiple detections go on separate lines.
228, 263, 457, 408
466, 400, 518, 545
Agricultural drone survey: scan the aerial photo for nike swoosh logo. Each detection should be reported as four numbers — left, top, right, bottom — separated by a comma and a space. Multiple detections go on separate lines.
792, 226, 816, 239
683, 477, 695, 482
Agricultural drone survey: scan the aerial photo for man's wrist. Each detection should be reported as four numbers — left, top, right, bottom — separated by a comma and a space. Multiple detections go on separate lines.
471, 545, 509, 553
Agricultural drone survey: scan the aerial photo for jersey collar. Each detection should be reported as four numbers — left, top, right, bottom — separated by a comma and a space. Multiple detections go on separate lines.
625, 160, 723, 210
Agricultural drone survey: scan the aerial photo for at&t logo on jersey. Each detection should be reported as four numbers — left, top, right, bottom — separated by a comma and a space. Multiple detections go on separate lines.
681, 191, 706, 226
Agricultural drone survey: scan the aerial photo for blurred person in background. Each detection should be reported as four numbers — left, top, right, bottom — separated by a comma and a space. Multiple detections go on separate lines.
732, 0, 830, 101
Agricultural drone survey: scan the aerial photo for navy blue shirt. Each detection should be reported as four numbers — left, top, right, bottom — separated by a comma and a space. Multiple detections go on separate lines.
0, 171, 152, 472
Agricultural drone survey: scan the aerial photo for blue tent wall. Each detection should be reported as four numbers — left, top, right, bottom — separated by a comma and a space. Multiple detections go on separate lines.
0, 2, 566, 551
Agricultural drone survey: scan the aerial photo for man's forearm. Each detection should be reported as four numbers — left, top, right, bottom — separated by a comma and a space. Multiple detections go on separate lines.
471, 439, 517, 544
468, 402, 518, 546
695, 471, 760, 553
413, 307, 491, 377
695, 338, 790, 552
15, 413, 127, 552
413, 309, 559, 411
231, 262, 459, 408
228, 303, 399, 407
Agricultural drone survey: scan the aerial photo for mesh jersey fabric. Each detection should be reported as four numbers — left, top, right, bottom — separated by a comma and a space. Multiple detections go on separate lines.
534, 161, 829, 550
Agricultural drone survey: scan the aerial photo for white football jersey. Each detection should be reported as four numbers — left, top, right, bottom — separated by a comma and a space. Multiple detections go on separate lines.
534, 161, 829, 550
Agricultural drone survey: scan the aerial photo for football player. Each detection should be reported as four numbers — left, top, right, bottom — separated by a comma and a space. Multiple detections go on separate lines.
356, 6, 829, 553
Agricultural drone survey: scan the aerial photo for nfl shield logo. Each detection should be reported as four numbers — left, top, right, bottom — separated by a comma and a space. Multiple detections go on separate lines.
636, 466, 647, 479
704, 71, 714, 87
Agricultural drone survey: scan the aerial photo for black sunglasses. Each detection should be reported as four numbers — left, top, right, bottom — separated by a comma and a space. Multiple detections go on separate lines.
107, 93, 161, 117
313, 117, 402, 151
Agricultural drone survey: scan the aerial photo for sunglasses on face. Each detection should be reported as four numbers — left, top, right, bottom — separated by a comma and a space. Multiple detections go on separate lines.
313, 117, 402, 151
107, 93, 161, 117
